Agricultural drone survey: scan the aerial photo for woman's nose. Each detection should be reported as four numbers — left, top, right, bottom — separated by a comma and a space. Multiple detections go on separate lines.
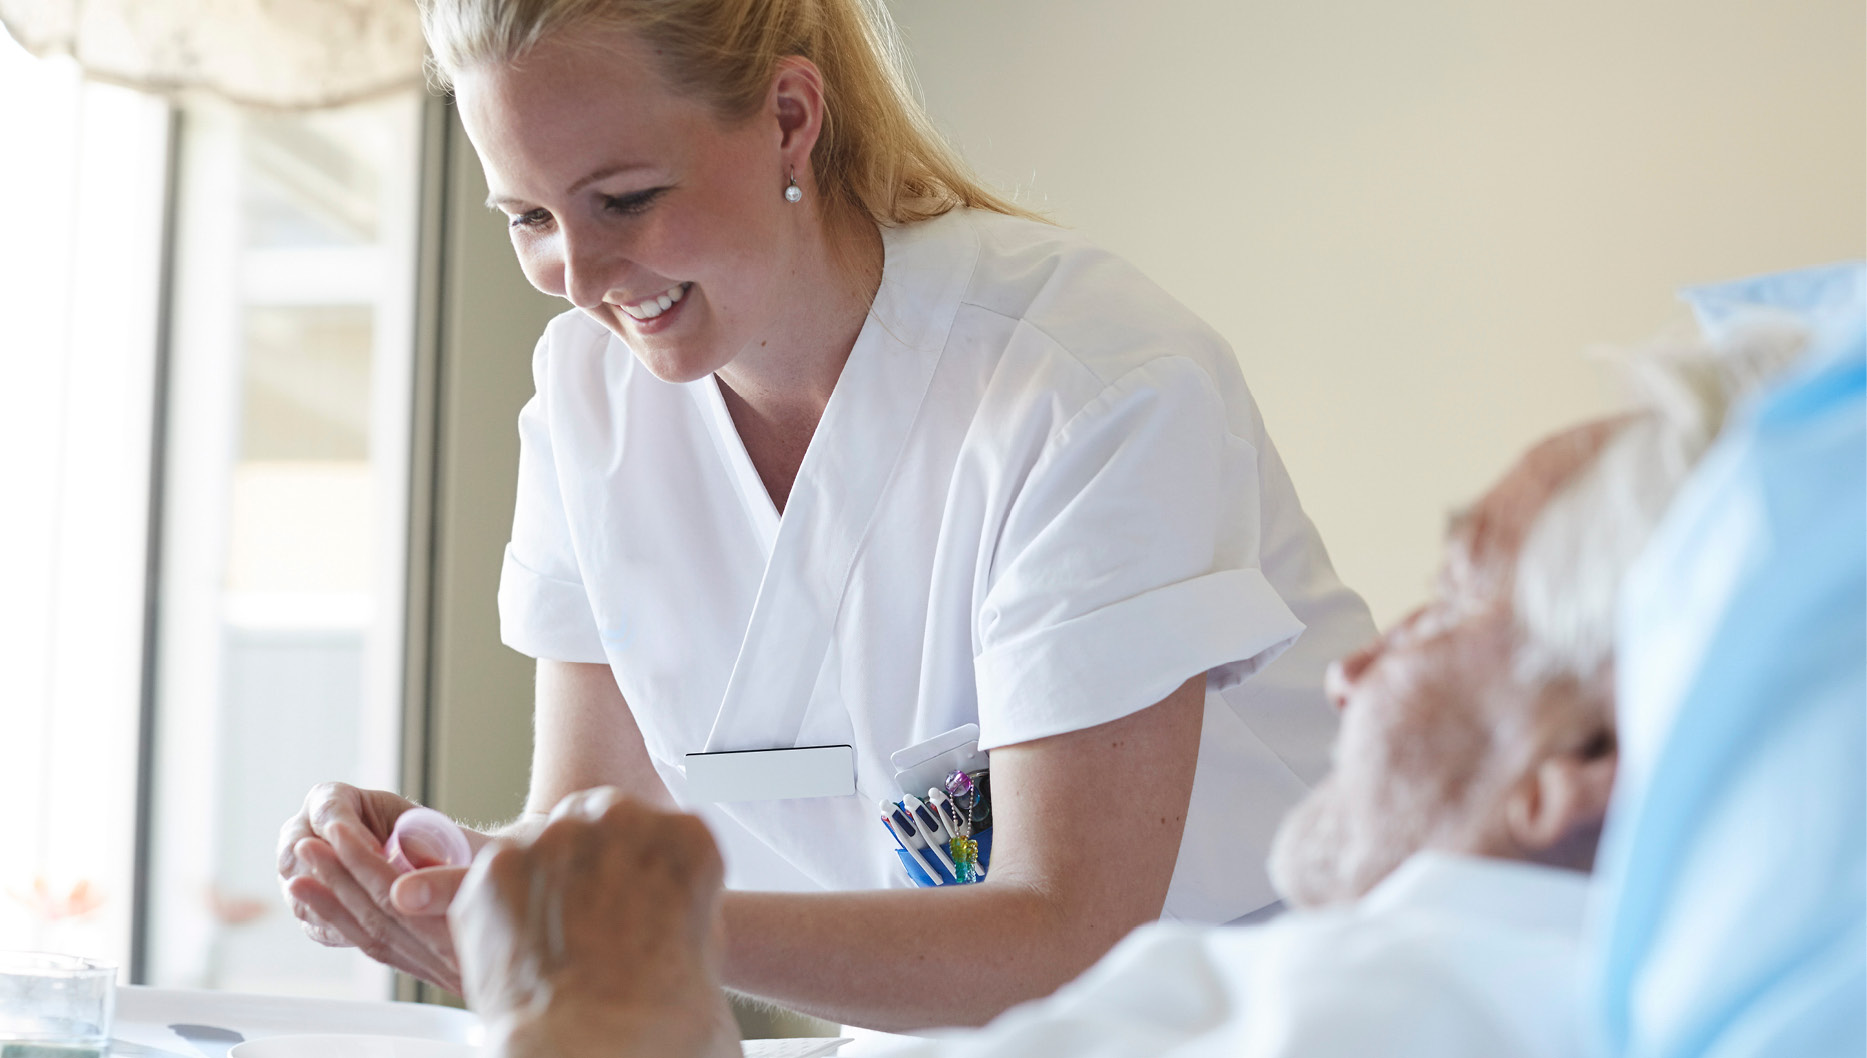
561, 229, 615, 311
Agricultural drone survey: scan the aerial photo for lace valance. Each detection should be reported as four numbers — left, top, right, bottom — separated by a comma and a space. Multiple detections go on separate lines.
0, 0, 427, 109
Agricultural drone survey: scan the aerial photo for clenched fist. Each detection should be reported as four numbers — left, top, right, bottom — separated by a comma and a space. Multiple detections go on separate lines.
448, 788, 740, 1058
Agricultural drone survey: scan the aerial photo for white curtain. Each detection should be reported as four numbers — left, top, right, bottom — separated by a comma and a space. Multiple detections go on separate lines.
0, 0, 426, 108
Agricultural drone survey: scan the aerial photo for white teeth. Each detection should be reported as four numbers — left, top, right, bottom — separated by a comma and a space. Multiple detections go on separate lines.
618, 282, 689, 321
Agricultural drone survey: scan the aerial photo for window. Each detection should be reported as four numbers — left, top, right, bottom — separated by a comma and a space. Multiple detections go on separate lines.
0, 21, 426, 1000
144, 93, 423, 998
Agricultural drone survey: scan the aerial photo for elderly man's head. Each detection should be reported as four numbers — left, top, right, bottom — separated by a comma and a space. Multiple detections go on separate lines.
1268, 422, 1622, 907
1269, 323, 1804, 909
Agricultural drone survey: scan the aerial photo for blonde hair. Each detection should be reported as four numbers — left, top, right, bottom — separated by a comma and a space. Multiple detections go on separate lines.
418, 0, 1039, 228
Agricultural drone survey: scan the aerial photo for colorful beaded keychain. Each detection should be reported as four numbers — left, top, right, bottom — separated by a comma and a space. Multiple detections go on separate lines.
942, 769, 989, 883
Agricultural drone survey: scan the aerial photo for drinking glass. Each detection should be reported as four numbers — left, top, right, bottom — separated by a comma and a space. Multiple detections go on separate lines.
0, 952, 116, 1057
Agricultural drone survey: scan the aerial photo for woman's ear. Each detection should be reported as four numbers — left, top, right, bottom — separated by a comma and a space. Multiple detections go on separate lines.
1503, 734, 1618, 871
769, 56, 826, 167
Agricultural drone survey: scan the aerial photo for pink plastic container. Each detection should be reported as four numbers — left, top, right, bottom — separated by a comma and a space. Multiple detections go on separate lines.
385, 807, 472, 873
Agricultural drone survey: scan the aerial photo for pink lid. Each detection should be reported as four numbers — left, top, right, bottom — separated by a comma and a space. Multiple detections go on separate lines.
385, 807, 472, 873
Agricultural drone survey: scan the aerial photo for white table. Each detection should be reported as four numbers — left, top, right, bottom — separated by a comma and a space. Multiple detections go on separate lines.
111, 986, 480, 1056
109, 987, 852, 1057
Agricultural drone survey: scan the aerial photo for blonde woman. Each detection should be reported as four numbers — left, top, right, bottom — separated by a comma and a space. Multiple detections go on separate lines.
278, 0, 1373, 1030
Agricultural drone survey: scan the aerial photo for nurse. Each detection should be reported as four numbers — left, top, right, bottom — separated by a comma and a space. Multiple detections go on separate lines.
277, 0, 1374, 1030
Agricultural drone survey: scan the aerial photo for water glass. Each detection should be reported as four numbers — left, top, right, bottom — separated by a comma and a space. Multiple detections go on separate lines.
0, 952, 116, 1057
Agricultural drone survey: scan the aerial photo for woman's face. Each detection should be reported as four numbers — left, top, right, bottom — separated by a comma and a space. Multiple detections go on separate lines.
454, 30, 803, 383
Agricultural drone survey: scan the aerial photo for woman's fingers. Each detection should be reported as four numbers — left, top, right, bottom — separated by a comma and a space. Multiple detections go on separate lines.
325, 820, 398, 901
278, 849, 357, 949
328, 823, 464, 948
392, 865, 470, 917
277, 815, 314, 878
295, 836, 461, 990
323, 825, 459, 945
281, 874, 362, 948
286, 860, 442, 976
278, 783, 407, 930
282, 783, 369, 873
273, 784, 477, 991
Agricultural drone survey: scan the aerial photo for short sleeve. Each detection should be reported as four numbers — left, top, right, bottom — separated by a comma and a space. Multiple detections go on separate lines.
972, 356, 1305, 749
496, 329, 608, 664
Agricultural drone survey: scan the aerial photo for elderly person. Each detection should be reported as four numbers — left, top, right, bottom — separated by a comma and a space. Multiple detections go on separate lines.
442, 318, 1792, 1058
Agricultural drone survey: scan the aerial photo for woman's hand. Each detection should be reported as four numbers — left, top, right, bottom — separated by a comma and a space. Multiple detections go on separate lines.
276, 782, 473, 992
449, 788, 739, 1058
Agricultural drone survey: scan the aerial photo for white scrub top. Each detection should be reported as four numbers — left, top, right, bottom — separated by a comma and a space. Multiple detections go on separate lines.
497, 208, 1374, 923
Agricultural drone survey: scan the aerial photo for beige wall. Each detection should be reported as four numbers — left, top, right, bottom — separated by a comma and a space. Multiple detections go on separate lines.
890, 0, 1865, 624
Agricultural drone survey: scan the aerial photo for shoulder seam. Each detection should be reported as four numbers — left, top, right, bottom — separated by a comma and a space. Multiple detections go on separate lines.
957, 302, 1126, 389
957, 300, 1226, 403
1050, 354, 1222, 451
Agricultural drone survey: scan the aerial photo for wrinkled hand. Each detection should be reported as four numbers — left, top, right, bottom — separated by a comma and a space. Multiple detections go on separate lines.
276, 782, 471, 992
449, 788, 738, 1058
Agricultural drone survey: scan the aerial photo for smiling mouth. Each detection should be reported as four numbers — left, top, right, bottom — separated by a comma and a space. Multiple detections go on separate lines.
614, 281, 692, 321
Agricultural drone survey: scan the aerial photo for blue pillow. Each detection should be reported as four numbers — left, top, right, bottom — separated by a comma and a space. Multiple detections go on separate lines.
1590, 262, 1866, 1058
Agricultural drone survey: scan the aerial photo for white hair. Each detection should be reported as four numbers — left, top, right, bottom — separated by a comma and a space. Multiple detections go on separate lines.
1512, 317, 1809, 684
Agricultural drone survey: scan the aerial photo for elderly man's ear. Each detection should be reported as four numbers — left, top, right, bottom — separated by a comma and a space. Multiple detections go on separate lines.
1501, 728, 1618, 873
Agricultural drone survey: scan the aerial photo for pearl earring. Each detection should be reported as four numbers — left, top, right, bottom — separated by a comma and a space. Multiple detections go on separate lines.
784, 169, 803, 203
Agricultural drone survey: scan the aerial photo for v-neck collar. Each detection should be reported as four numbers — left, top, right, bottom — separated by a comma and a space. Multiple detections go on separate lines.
697, 374, 782, 557
695, 209, 981, 753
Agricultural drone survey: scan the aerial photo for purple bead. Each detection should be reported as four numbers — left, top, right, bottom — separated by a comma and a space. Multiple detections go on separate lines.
944, 769, 975, 801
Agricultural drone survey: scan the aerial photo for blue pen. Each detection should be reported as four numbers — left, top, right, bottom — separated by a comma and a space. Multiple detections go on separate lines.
879, 799, 941, 884
929, 788, 964, 837
891, 802, 949, 883
903, 793, 957, 877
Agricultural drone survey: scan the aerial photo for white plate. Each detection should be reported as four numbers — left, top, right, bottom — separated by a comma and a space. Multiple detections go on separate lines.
229, 1034, 478, 1058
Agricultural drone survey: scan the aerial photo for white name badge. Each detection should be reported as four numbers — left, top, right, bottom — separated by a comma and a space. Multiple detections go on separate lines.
684, 745, 857, 803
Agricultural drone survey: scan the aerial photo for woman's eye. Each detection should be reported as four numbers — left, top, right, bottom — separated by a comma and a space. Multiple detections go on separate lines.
603, 188, 667, 216
510, 208, 552, 230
